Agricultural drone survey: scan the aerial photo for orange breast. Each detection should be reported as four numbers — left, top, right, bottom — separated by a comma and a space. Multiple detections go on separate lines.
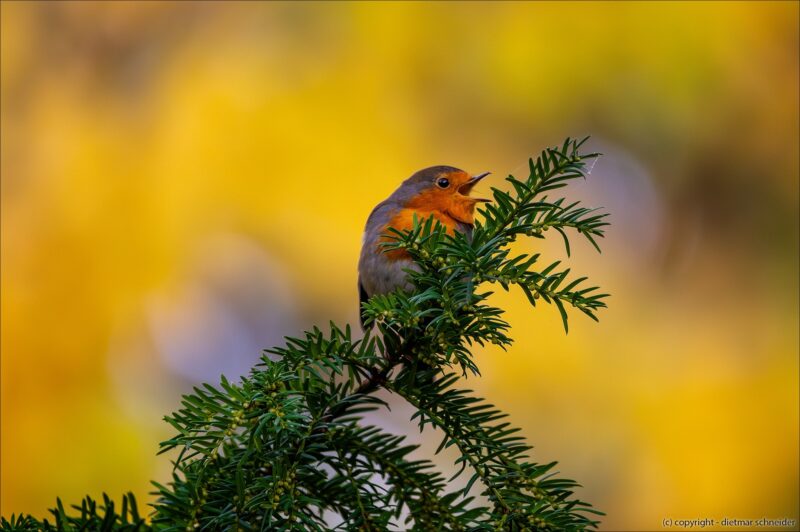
380, 208, 459, 261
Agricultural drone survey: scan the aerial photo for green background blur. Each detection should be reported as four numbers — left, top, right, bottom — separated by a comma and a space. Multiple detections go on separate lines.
2, 2, 798, 530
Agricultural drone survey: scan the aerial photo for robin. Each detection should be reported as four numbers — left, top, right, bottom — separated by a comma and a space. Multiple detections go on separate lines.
358, 166, 491, 328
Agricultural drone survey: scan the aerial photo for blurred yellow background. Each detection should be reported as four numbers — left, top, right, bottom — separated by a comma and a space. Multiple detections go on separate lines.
2, 1, 798, 530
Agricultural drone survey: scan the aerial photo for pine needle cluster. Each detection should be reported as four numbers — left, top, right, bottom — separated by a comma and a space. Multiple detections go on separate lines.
2, 138, 609, 532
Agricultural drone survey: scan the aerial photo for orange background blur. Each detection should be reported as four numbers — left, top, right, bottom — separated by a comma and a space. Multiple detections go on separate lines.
2, 2, 798, 530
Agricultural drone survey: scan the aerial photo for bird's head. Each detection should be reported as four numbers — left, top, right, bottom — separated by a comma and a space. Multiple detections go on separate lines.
396, 166, 491, 225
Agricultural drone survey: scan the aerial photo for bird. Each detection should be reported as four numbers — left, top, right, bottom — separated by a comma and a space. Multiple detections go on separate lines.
358, 166, 490, 328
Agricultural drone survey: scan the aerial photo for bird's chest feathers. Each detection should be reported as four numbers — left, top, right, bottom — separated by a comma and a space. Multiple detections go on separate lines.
380, 192, 476, 261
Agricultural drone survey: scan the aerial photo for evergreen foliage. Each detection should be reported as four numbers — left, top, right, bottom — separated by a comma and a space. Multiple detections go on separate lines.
3, 138, 609, 531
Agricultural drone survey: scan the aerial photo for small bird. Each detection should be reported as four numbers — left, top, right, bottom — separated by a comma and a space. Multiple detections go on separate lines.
358, 166, 490, 328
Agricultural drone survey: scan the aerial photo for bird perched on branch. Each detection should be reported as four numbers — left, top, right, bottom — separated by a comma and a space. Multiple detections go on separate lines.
358, 166, 490, 328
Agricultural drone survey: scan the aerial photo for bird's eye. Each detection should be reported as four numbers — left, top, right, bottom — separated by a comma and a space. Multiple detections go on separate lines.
436, 177, 450, 189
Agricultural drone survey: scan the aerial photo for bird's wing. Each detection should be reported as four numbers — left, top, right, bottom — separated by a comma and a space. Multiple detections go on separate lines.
358, 277, 369, 330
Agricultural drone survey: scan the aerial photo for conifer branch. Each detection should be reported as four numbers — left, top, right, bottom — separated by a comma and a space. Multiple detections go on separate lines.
4, 138, 609, 531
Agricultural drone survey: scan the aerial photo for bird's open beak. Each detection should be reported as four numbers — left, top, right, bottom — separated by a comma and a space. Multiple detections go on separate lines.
458, 172, 491, 202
